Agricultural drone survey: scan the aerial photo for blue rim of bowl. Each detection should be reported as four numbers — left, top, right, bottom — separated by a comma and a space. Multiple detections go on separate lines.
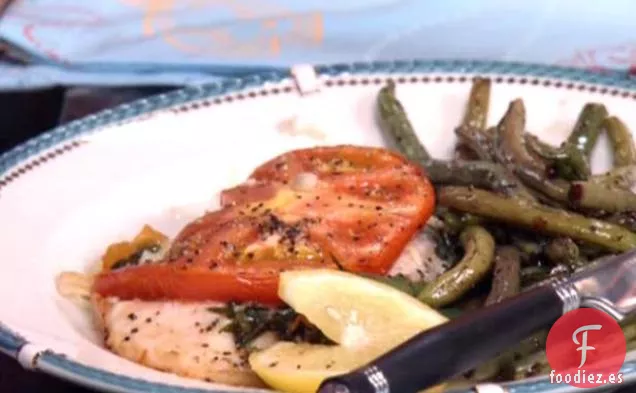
2, 59, 636, 393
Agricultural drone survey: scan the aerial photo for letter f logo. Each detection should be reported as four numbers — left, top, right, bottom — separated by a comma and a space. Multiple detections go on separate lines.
573, 324, 602, 368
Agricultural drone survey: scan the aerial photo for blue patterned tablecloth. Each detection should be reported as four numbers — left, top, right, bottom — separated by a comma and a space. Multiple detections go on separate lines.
0, 0, 635, 89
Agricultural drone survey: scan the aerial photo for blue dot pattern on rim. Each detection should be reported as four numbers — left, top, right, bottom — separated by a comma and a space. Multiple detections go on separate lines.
2, 59, 636, 393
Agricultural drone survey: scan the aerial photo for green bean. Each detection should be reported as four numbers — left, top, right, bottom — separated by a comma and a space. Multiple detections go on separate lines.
513, 237, 544, 260
588, 165, 636, 190
511, 350, 550, 380
438, 209, 484, 234
462, 77, 491, 129
577, 244, 609, 260
567, 103, 608, 157
621, 320, 636, 341
455, 125, 496, 161
473, 329, 547, 381
604, 116, 636, 167
545, 237, 580, 268
421, 159, 521, 194
604, 212, 636, 232
375, 83, 532, 196
454, 144, 480, 160
525, 134, 559, 160
438, 186, 636, 252
520, 266, 550, 288
377, 80, 430, 161
471, 355, 508, 381
418, 226, 495, 307
515, 165, 570, 203
513, 239, 543, 256
552, 142, 591, 181
494, 99, 543, 170
515, 330, 549, 356
525, 133, 591, 181
569, 181, 636, 213
485, 246, 521, 306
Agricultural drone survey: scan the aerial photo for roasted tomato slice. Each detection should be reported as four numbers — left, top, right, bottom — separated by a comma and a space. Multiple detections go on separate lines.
92, 145, 435, 304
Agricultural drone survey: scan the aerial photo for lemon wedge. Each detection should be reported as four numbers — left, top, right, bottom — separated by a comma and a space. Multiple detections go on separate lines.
249, 269, 448, 393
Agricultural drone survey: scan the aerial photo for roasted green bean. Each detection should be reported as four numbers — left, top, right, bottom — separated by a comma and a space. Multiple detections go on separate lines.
525, 133, 590, 180
513, 238, 545, 262
588, 164, 636, 190
511, 350, 550, 380
418, 226, 495, 307
494, 99, 542, 170
471, 358, 503, 381
454, 144, 480, 160
455, 125, 496, 161
377, 80, 431, 161
604, 212, 636, 232
525, 134, 559, 160
569, 181, 636, 213
515, 165, 570, 203
369, 82, 636, 385
567, 103, 609, 157
438, 186, 636, 252
376, 81, 531, 196
463, 77, 491, 129
604, 116, 636, 167
472, 329, 547, 381
421, 159, 522, 194
438, 209, 484, 234
485, 246, 521, 306
520, 266, 550, 287
551, 142, 591, 181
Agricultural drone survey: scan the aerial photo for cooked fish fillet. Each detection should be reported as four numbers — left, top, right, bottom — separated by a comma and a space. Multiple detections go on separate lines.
389, 226, 446, 282
92, 295, 277, 388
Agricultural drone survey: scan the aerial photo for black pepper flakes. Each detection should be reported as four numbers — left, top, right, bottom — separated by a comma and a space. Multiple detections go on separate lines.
130, 327, 138, 334
127, 313, 137, 321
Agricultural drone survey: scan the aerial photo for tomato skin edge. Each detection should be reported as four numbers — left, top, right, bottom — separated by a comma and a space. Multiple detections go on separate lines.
92, 262, 335, 306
